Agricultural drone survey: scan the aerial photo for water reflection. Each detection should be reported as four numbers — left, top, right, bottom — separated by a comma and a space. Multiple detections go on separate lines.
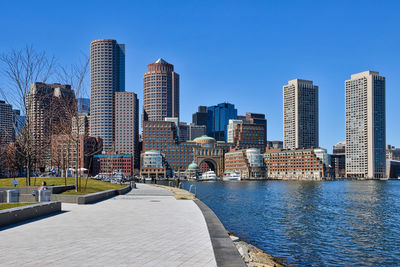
184, 180, 400, 266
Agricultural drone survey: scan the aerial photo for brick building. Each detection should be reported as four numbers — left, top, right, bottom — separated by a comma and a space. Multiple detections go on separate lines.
230, 122, 265, 152
224, 148, 266, 179
264, 147, 329, 179
93, 154, 133, 176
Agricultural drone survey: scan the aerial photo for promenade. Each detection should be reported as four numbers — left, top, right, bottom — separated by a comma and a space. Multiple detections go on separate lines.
0, 184, 219, 266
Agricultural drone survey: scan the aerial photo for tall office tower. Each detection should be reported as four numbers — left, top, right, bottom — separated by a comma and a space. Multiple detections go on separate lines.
27, 82, 76, 170
246, 112, 267, 141
143, 58, 179, 122
192, 106, 208, 126
90, 39, 125, 151
283, 79, 319, 149
114, 92, 139, 168
207, 102, 238, 141
345, 71, 386, 179
0, 100, 14, 145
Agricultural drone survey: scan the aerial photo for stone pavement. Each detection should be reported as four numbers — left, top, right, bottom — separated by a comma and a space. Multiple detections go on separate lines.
0, 184, 217, 266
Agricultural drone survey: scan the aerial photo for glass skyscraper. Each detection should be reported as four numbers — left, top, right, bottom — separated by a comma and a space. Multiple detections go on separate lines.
207, 103, 237, 141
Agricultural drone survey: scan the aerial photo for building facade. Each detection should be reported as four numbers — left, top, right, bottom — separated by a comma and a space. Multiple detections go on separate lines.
245, 112, 267, 141
77, 98, 90, 114
283, 79, 319, 149
140, 150, 169, 178
27, 82, 76, 170
332, 141, 346, 178
345, 71, 386, 178
143, 58, 179, 122
207, 102, 237, 141
93, 154, 133, 176
192, 106, 208, 127
229, 121, 265, 151
114, 92, 139, 168
266, 141, 283, 149
90, 39, 125, 151
264, 148, 328, 179
224, 148, 265, 179
0, 100, 14, 145
386, 145, 400, 161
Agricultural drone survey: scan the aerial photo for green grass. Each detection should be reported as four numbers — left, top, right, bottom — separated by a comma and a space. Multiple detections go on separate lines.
0, 177, 125, 194
0, 202, 36, 210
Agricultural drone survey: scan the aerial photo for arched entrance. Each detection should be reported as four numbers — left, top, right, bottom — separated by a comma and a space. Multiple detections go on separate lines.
199, 159, 217, 174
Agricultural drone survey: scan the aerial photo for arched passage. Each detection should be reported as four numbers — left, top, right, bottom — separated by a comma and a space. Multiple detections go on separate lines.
199, 159, 217, 174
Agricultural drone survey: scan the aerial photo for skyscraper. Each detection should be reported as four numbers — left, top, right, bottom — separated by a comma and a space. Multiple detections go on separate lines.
0, 100, 14, 145
143, 58, 179, 122
192, 106, 208, 127
114, 92, 139, 168
90, 39, 125, 151
207, 103, 238, 141
345, 71, 386, 179
283, 79, 318, 149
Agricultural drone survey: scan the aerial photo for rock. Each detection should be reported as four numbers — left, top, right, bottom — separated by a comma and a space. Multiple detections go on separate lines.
238, 246, 249, 258
230, 236, 240, 242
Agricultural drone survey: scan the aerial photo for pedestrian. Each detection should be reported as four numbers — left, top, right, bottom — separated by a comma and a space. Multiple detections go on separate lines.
38, 181, 48, 191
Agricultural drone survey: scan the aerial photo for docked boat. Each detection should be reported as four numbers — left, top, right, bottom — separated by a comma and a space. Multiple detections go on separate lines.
200, 171, 217, 181
222, 171, 241, 181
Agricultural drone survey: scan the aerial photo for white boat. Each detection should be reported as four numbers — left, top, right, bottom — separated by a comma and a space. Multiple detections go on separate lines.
201, 171, 217, 181
223, 171, 241, 181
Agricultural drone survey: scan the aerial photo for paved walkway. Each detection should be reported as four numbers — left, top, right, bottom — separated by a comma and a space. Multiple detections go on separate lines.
0, 184, 217, 266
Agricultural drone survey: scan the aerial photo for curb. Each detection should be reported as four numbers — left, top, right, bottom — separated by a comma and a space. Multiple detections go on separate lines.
194, 199, 246, 267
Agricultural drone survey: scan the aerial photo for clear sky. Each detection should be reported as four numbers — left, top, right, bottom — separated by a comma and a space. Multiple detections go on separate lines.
1, 0, 399, 152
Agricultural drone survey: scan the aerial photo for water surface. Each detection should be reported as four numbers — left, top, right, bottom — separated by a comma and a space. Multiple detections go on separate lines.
183, 180, 400, 266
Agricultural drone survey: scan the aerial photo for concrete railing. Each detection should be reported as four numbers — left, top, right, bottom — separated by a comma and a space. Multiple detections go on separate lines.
0, 185, 75, 203
0, 201, 62, 228
51, 185, 131, 204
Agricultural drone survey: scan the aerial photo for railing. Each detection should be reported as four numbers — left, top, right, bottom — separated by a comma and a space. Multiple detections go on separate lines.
189, 184, 197, 196
178, 182, 184, 189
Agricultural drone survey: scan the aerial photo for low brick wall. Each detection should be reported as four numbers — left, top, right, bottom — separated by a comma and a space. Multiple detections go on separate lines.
0, 201, 62, 228
51, 185, 131, 204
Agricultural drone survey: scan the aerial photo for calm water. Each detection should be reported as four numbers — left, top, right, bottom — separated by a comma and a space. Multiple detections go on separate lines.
183, 180, 400, 266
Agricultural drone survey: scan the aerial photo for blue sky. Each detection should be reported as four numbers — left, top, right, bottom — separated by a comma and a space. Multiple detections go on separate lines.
1, 0, 399, 152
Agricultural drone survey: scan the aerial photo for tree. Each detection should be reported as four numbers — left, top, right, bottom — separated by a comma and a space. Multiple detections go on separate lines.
0, 46, 55, 185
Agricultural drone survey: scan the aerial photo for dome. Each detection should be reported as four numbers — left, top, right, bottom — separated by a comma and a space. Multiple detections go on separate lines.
188, 162, 199, 170
193, 135, 216, 144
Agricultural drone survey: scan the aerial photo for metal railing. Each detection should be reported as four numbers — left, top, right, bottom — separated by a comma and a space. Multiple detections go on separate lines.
189, 184, 197, 196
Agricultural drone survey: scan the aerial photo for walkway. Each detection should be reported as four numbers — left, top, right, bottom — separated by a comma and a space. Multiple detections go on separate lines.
0, 184, 217, 266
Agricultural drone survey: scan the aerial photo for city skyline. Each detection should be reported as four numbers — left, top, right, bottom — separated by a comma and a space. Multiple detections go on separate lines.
1, 1, 400, 153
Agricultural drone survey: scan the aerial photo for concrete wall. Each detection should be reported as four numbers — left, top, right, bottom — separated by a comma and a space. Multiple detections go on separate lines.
0, 201, 61, 227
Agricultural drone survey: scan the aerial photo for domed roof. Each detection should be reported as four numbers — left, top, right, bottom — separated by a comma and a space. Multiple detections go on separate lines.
187, 162, 199, 170
193, 135, 216, 144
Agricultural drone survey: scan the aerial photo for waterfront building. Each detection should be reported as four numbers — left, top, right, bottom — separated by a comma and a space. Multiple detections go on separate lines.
386, 145, 400, 161
93, 153, 133, 176
266, 140, 283, 149
283, 79, 319, 149
114, 92, 139, 168
229, 121, 265, 152
345, 71, 386, 179
224, 148, 265, 179
186, 161, 201, 178
90, 39, 125, 152
51, 134, 103, 175
142, 121, 231, 176
77, 98, 90, 114
332, 141, 346, 178
264, 147, 329, 179
143, 58, 179, 122
207, 102, 238, 141
192, 106, 208, 127
387, 160, 400, 178
140, 150, 170, 178
0, 100, 14, 145
27, 82, 76, 170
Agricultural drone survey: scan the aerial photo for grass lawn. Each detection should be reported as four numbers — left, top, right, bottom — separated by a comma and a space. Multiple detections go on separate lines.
0, 177, 125, 194
0, 202, 36, 210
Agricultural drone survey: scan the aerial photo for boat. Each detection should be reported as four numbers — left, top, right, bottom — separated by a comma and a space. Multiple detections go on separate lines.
222, 171, 241, 181
200, 171, 217, 181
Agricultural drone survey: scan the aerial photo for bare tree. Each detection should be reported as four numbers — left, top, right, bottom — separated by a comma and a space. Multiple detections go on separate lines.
56, 56, 90, 192
0, 46, 55, 185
